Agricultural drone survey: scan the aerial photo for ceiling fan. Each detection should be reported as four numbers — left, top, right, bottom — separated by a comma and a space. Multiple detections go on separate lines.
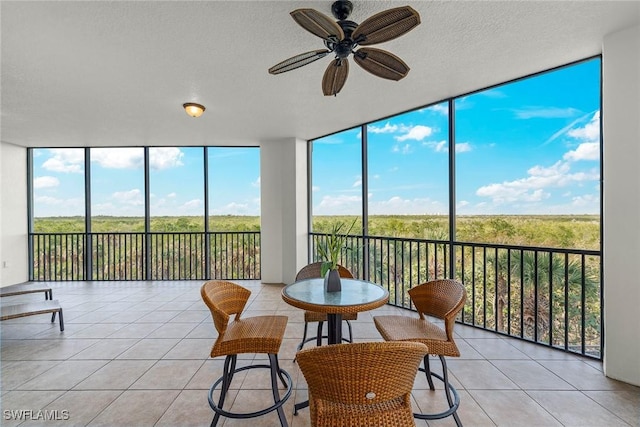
268, 0, 421, 96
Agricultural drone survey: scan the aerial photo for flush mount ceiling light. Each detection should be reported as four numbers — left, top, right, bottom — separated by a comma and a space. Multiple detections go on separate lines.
183, 102, 205, 118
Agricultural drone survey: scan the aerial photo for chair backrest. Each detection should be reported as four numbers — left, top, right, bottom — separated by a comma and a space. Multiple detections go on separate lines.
201, 280, 251, 337
296, 341, 428, 427
408, 279, 466, 339
295, 262, 354, 281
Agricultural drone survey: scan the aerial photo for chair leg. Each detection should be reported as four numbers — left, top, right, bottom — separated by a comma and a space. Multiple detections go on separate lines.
212, 355, 235, 427
227, 355, 238, 389
275, 356, 288, 388
269, 354, 289, 427
297, 322, 310, 352
208, 355, 292, 426
440, 355, 462, 427
424, 355, 435, 390
316, 321, 324, 346
58, 309, 64, 331
346, 320, 353, 343
414, 355, 461, 426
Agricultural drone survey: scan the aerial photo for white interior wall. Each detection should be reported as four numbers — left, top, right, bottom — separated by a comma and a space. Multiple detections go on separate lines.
602, 24, 640, 386
259, 138, 308, 284
0, 141, 29, 287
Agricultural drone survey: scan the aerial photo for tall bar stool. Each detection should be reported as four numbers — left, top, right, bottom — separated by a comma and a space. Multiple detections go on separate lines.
295, 262, 356, 351
201, 280, 292, 427
373, 279, 467, 427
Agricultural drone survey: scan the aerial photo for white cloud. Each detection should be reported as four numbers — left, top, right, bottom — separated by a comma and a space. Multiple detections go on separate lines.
421, 140, 447, 152
545, 110, 599, 145
91, 148, 144, 169
395, 125, 433, 142
571, 193, 598, 207
429, 104, 448, 114
314, 194, 362, 215
418, 104, 448, 115
252, 177, 261, 188
368, 122, 398, 134
182, 199, 202, 209
563, 142, 599, 161
42, 149, 84, 173
167, 192, 177, 198
149, 147, 184, 170
34, 195, 63, 205
34, 176, 60, 189
352, 178, 362, 188
112, 189, 143, 205
90, 147, 184, 171
433, 141, 447, 152
210, 202, 253, 215
312, 186, 320, 192
561, 112, 600, 162
480, 89, 507, 99
513, 107, 581, 119
568, 111, 600, 141
476, 161, 598, 204
456, 142, 472, 153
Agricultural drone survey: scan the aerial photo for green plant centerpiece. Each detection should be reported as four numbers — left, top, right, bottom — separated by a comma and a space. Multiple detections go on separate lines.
316, 219, 356, 292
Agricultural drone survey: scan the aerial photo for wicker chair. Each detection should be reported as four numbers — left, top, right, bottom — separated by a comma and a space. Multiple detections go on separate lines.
201, 280, 292, 427
296, 341, 428, 427
373, 279, 467, 427
295, 262, 356, 351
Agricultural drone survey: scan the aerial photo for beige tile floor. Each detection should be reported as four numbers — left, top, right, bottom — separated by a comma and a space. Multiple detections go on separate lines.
1, 280, 638, 427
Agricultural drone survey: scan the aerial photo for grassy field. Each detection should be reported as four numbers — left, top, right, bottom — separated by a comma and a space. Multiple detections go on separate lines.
33, 214, 600, 250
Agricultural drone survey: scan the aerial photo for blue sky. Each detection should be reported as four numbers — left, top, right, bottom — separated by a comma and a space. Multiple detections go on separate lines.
313, 58, 601, 215
32, 147, 260, 217
33, 58, 600, 218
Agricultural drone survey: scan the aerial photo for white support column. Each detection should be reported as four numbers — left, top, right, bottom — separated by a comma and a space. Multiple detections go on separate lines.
260, 138, 309, 284
0, 142, 29, 286
602, 24, 640, 386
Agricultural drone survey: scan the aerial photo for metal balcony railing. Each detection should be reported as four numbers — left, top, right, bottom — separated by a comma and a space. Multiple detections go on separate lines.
28, 230, 601, 359
29, 231, 261, 281
311, 233, 602, 360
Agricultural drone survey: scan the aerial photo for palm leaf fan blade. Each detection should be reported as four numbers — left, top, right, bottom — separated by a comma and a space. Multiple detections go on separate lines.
322, 59, 349, 96
290, 9, 345, 41
352, 6, 420, 46
354, 47, 409, 81
268, 49, 331, 74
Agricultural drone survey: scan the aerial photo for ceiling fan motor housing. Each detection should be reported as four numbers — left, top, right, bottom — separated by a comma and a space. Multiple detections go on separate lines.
331, 0, 353, 20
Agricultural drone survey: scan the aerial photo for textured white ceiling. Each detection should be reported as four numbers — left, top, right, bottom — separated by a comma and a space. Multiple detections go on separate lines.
1, 1, 638, 148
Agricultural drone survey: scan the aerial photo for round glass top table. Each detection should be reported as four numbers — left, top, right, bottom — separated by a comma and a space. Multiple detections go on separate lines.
282, 277, 389, 415
281, 278, 389, 345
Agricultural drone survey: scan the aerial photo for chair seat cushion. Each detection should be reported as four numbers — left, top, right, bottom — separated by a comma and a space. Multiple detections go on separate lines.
211, 315, 288, 357
374, 315, 459, 357
313, 396, 416, 427
304, 310, 358, 322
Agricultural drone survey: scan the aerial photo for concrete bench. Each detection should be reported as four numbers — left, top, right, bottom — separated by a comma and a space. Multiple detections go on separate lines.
0, 282, 52, 300
0, 300, 64, 331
